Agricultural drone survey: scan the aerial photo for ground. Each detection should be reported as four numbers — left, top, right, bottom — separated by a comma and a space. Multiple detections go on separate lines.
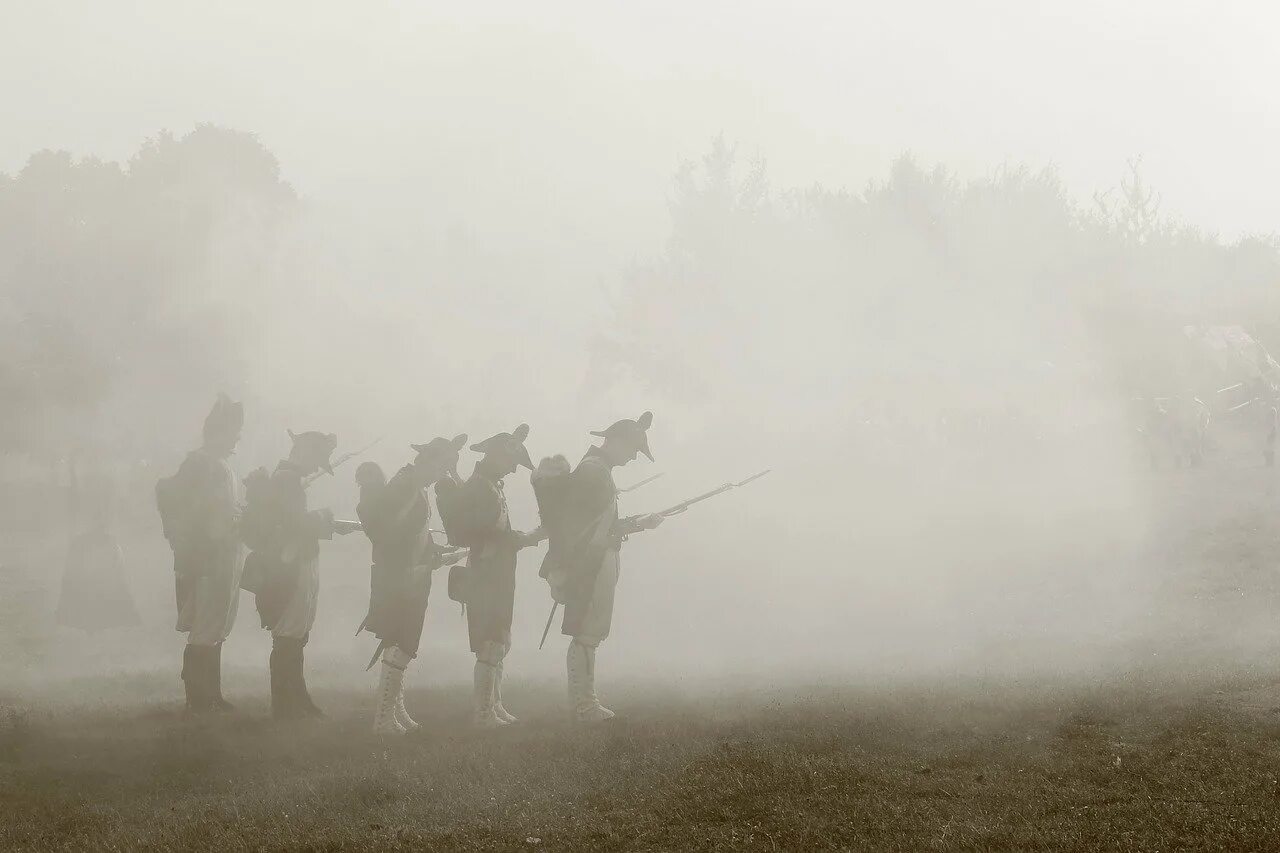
5, 672, 1280, 852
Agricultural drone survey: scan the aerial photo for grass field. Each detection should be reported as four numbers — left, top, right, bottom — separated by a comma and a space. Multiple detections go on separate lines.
6, 670, 1280, 852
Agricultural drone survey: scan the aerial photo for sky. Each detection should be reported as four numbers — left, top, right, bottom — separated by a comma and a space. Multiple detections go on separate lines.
2, 0, 1279, 254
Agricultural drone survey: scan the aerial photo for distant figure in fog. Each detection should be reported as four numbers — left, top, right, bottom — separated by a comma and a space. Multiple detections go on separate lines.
356, 437, 465, 736
57, 467, 139, 632
155, 395, 244, 715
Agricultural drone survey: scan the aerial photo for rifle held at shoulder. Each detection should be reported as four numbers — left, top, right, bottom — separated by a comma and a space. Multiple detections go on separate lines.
620, 469, 770, 533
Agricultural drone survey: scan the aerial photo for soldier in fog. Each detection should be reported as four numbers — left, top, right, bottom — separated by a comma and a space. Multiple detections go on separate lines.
438, 425, 540, 728
155, 395, 244, 715
356, 436, 466, 735
241, 429, 341, 720
556, 412, 662, 723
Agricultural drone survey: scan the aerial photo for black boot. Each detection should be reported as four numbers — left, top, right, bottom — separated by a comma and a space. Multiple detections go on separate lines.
270, 639, 299, 721
211, 643, 234, 712
292, 638, 324, 719
182, 644, 212, 715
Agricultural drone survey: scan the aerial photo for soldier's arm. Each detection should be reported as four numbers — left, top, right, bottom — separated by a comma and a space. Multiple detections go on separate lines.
274, 473, 335, 541
205, 460, 238, 542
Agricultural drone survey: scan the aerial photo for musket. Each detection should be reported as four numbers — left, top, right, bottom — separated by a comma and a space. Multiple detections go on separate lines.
618, 472, 664, 493
629, 469, 771, 525
539, 469, 771, 649
303, 437, 383, 488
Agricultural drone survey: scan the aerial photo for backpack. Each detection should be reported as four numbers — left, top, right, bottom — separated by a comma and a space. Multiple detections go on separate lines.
531, 455, 574, 557
239, 467, 279, 552
435, 476, 483, 547
155, 454, 205, 547
532, 454, 592, 592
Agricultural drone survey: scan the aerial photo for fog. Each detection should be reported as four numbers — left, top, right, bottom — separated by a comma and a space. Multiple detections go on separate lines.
4, 2, 1280, 702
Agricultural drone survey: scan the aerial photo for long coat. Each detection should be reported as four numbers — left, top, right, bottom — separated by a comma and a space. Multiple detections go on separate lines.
254, 461, 334, 639
357, 465, 436, 656
458, 471, 520, 653
171, 448, 243, 645
558, 448, 621, 638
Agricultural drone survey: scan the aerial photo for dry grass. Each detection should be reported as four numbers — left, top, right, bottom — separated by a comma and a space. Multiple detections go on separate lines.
5, 674, 1280, 852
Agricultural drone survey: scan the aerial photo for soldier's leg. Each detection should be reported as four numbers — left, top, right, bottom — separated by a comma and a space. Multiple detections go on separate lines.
374, 645, 408, 735
210, 642, 233, 712
183, 575, 223, 715
473, 640, 506, 728
569, 552, 620, 722
292, 633, 322, 718
392, 568, 431, 732
269, 634, 295, 720
181, 643, 212, 714
493, 642, 516, 723
386, 645, 418, 732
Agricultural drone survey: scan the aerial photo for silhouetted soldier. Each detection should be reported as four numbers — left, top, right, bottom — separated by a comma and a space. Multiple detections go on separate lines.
242, 429, 340, 720
440, 424, 540, 728
156, 394, 244, 715
559, 412, 662, 722
356, 435, 467, 735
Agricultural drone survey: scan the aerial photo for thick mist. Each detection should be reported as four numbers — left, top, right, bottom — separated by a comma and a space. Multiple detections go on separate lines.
4, 4, 1280, 703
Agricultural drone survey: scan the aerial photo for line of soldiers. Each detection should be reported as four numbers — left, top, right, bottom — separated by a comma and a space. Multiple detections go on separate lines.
159, 395, 663, 732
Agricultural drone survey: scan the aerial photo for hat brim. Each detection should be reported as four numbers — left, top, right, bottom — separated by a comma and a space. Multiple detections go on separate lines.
592, 427, 652, 461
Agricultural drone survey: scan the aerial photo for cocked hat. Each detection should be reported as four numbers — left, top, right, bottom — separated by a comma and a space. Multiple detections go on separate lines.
590, 411, 653, 461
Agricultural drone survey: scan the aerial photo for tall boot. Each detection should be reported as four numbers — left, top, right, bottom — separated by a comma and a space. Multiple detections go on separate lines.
568, 639, 614, 723
493, 660, 517, 724
270, 638, 297, 720
473, 658, 504, 729
386, 647, 420, 732
292, 640, 324, 719
373, 647, 407, 735
182, 644, 211, 715
211, 643, 234, 712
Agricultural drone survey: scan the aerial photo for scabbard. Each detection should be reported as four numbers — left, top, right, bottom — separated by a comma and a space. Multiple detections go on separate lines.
364, 638, 388, 671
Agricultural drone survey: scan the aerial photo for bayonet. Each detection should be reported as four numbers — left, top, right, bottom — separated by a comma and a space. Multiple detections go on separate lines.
652, 469, 771, 518
304, 437, 383, 488
621, 469, 771, 531
618, 472, 664, 493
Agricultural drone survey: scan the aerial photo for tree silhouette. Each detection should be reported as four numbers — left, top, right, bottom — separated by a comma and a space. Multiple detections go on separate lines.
0, 125, 296, 461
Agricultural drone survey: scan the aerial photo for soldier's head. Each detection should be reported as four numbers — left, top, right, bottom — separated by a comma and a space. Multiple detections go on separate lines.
472, 424, 533, 479
410, 434, 468, 486
592, 411, 653, 467
287, 429, 338, 477
202, 394, 244, 458
355, 461, 386, 494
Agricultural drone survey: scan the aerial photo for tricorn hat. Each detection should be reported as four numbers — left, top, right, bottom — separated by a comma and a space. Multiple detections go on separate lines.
470, 423, 533, 470
411, 434, 468, 476
590, 411, 653, 461
202, 393, 244, 442
288, 429, 338, 474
